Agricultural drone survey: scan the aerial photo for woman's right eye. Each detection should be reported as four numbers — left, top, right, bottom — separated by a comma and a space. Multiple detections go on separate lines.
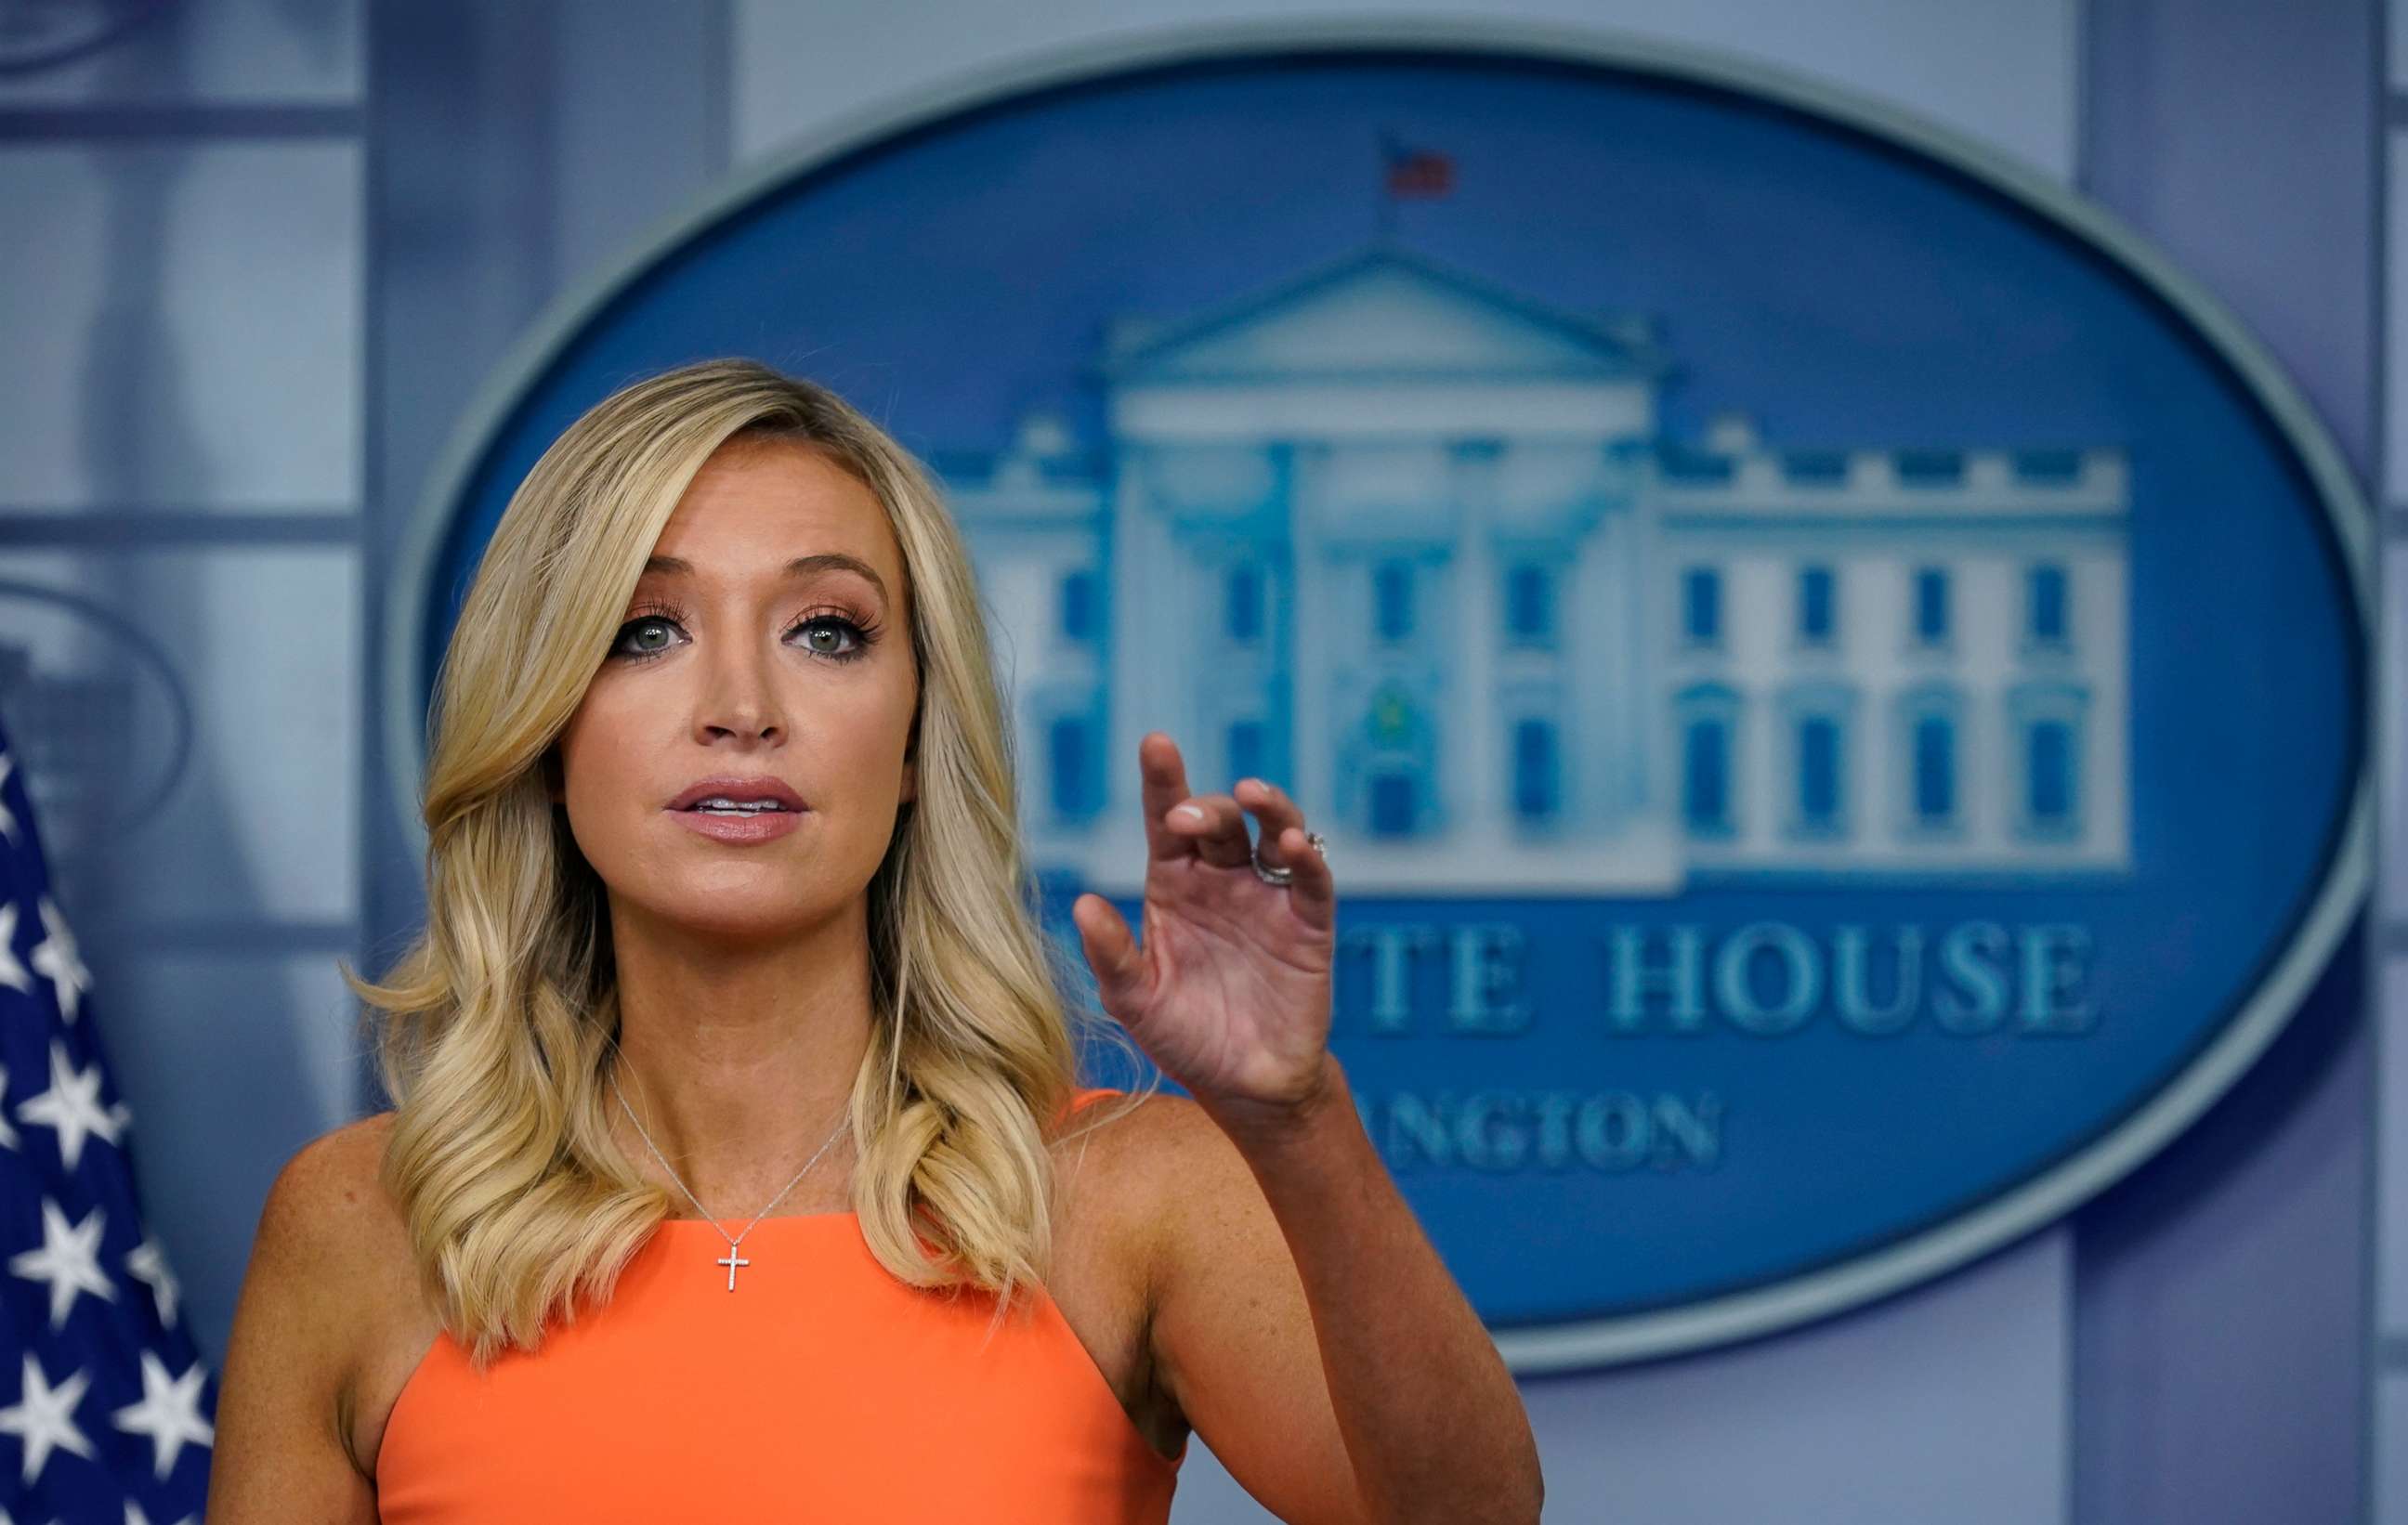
612, 616, 681, 660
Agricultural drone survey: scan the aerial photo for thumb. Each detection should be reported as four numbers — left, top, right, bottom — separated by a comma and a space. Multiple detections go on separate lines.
1071, 893, 1146, 1014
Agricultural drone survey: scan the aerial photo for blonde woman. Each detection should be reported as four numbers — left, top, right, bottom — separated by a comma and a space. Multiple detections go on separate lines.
204, 358, 1541, 1523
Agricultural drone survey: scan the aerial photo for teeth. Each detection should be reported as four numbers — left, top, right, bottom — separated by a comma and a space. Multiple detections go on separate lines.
691, 798, 784, 813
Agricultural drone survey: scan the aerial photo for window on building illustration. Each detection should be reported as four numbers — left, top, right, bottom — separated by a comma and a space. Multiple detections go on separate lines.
1682, 566, 1721, 645
1507, 563, 1555, 645
1059, 569, 1096, 643
1513, 718, 1558, 820
1914, 567, 1949, 644
1228, 719, 1263, 787
1375, 560, 1413, 642
2028, 719, 2074, 823
1914, 713, 1956, 821
1799, 565, 1836, 645
1798, 714, 1842, 828
2028, 563, 2069, 645
1370, 773, 1417, 835
2007, 681, 2086, 839
1683, 716, 1730, 832
1049, 714, 1091, 816
1224, 563, 1262, 643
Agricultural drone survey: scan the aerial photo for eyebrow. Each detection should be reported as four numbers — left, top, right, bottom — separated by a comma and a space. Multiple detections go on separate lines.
640, 553, 890, 606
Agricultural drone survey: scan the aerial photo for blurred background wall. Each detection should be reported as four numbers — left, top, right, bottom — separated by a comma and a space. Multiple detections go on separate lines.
0, 1, 2383, 1519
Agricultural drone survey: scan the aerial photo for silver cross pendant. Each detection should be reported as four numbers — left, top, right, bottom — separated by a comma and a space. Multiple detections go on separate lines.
718, 1248, 750, 1291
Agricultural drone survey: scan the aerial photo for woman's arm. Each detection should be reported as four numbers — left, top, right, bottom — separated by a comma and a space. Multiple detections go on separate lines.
205, 1126, 383, 1524
1068, 740, 1542, 1523
1142, 1054, 1544, 1525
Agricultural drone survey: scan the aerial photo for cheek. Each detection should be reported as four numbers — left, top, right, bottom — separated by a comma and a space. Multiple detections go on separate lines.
556, 700, 647, 819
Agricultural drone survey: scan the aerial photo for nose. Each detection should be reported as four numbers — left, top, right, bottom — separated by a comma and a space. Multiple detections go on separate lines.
693, 631, 786, 745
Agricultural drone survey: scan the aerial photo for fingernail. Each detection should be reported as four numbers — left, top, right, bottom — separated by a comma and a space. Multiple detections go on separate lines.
1172, 804, 1204, 823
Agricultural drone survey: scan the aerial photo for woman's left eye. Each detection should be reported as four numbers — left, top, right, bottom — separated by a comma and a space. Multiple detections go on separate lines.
792, 616, 869, 660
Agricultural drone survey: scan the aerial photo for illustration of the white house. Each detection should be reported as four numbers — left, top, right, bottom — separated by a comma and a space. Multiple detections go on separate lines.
935, 244, 2130, 896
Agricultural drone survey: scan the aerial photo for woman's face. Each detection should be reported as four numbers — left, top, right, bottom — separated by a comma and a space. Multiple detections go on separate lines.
552, 437, 919, 943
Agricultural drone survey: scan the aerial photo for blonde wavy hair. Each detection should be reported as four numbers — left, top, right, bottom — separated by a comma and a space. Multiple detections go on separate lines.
344, 357, 1157, 1368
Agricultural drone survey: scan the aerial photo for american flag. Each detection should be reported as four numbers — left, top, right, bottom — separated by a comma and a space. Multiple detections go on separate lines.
0, 710, 215, 1522
1380, 132, 1455, 198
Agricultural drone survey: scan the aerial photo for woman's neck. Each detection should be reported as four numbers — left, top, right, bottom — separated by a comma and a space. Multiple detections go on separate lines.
603, 910, 876, 1218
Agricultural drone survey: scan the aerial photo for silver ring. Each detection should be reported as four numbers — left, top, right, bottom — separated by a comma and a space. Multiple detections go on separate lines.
1251, 830, 1327, 886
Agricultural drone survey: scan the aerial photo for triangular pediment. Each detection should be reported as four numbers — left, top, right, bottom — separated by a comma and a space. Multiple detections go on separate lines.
1105, 245, 1662, 384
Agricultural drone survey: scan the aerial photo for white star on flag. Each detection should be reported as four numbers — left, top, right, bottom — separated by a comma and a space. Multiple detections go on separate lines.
18, 1038, 124, 1170
0, 1350, 96, 1487
28, 895, 88, 1025
9, 1197, 116, 1330
111, 1351, 214, 1480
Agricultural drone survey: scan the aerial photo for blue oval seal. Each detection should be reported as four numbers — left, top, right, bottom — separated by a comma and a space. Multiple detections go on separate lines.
386, 22, 2373, 1369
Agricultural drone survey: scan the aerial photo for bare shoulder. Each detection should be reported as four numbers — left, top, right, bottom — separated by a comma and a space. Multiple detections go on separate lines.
250, 1112, 396, 1272
1049, 1086, 1232, 1187
258, 1114, 426, 1436
259, 1111, 412, 1286
210, 1112, 415, 1518
270, 1111, 399, 1217
1049, 1088, 1259, 1278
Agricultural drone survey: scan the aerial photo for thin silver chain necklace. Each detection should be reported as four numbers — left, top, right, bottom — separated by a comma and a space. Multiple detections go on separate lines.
607, 1063, 853, 1291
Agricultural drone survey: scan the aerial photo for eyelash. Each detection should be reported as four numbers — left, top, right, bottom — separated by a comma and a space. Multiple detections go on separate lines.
609, 598, 882, 666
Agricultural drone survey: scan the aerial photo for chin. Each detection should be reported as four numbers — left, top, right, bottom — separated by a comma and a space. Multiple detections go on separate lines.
670, 907, 820, 943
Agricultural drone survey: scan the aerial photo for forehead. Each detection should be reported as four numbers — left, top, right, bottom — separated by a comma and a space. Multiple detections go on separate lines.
641, 439, 903, 595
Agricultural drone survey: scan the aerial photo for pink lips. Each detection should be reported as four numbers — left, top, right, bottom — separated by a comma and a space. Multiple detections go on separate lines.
665, 776, 807, 844
666, 776, 806, 812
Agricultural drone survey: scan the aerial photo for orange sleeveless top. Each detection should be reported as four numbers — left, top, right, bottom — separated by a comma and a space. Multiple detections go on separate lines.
374, 1088, 1184, 1523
